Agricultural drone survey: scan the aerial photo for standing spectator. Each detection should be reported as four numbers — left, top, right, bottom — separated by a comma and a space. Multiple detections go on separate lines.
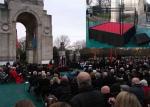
46, 95, 58, 107
92, 72, 103, 90
130, 77, 145, 106
70, 72, 105, 107
49, 102, 71, 107
51, 76, 71, 102
5, 62, 10, 74
140, 79, 150, 107
101, 86, 111, 107
114, 91, 142, 107
28, 71, 38, 93
14, 99, 35, 107
36, 72, 50, 98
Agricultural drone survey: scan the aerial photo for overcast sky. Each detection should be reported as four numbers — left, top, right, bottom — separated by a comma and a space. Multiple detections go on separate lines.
0, 0, 86, 43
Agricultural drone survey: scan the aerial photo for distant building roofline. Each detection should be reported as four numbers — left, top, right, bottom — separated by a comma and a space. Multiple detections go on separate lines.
0, 2, 7, 9
0, 4, 4, 7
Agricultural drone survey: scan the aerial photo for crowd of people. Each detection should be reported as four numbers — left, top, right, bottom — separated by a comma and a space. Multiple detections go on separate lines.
0, 56, 150, 107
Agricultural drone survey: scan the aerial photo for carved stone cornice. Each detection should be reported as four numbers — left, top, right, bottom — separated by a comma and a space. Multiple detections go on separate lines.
20, 0, 43, 6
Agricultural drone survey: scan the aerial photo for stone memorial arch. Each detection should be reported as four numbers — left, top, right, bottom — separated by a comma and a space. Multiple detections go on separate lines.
0, 0, 53, 64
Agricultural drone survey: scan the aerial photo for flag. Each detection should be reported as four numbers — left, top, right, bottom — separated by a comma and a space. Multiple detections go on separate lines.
32, 35, 37, 48
16, 30, 20, 49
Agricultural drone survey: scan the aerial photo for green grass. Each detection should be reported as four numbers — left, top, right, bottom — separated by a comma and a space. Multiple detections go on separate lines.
0, 83, 43, 107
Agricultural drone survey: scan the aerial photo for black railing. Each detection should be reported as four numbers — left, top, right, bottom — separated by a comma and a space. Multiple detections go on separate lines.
87, 6, 137, 35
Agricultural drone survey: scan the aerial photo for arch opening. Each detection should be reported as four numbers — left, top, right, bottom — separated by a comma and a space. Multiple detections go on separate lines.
16, 12, 38, 63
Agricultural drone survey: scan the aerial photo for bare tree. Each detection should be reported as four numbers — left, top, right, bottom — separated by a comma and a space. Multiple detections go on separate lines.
54, 35, 71, 48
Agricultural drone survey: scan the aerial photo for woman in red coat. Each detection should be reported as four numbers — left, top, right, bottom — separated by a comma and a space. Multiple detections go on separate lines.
9, 67, 23, 84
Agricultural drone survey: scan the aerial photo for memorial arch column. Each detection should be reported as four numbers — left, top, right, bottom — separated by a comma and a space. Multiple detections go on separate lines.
36, 24, 42, 64
9, 21, 17, 62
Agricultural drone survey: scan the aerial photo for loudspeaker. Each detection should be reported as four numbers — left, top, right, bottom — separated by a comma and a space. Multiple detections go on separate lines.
135, 33, 150, 45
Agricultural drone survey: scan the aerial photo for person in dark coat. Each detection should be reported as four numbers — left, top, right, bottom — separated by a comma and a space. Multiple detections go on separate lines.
92, 72, 103, 90
140, 79, 150, 107
101, 86, 112, 107
36, 72, 50, 98
130, 77, 145, 106
28, 71, 38, 93
70, 72, 105, 107
52, 76, 72, 102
